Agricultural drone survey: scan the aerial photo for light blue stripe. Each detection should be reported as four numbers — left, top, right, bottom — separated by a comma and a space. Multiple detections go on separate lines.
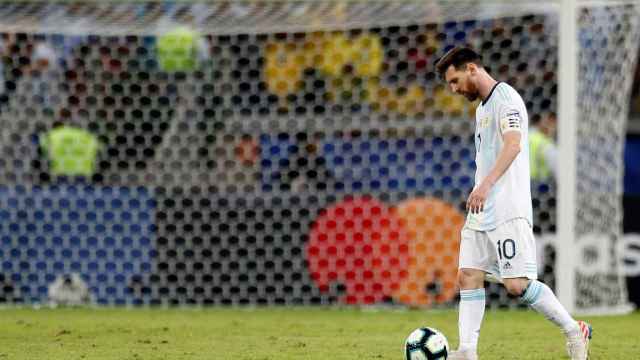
460, 289, 485, 296
521, 281, 540, 303
460, 296, 485, 300
497, 86, 507, 102
531, 283, 543, 302
505, 86, 514, 102
460, 293, 486, 299
522, 281, 543, 304
460, 289, 485, 302
527, 283, 541, 302
528, 288, 541, 304
497, 85, 513, 103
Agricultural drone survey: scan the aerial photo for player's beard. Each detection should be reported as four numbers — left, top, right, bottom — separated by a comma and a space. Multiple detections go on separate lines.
461, 81, 479, 101
463, 90, 479, 101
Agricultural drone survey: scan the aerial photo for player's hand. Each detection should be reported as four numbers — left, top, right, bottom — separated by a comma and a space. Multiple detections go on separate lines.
466, 182, 491, 214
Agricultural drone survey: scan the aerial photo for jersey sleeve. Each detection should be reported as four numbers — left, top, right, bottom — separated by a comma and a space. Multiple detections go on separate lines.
498, 104, 523, 135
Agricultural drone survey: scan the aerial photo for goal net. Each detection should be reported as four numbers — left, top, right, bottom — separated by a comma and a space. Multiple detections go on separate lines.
0, 0, 634, 313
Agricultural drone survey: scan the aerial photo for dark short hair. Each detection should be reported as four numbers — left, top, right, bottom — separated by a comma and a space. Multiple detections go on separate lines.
435, 46, 483, 78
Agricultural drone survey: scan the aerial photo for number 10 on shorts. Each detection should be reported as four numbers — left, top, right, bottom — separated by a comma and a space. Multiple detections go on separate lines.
497, 239, 516, 260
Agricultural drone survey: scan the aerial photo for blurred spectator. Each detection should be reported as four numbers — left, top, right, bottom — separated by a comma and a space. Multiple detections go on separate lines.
32, 41, 56, 70
4, 39, 62, 120
0, 36, 64, 183
0, 33, 34, 111
48, 273, 93, 307
0, 35, 5, 100
275, 133, 334, 193
529, 111, 557, 181
0, 273, 21, 303
40, 122, 101, 177
28, 41, 62, 118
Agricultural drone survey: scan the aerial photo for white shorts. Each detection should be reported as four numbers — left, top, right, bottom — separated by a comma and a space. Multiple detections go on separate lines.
459, 218, 538, 282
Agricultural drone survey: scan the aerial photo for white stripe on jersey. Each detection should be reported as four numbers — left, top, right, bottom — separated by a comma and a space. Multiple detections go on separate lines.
465, 82, 533, 231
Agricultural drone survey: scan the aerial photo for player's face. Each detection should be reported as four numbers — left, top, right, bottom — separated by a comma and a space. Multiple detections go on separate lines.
444, 64, 479, 101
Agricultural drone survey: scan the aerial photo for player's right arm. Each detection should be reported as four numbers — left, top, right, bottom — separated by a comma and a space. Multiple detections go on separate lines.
467, 104, 523, 214
467, 131, 521, 213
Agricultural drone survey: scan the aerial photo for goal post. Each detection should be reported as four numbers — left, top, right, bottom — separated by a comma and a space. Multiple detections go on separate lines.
558, 0, 638, 314
557, 0, 579, 315
0, 0, 635, 312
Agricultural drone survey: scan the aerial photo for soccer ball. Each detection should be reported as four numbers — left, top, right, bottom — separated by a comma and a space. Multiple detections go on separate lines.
404, 327, 449, 360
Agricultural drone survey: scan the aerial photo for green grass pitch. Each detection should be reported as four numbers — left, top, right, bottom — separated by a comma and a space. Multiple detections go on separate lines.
2, 307, 639, 359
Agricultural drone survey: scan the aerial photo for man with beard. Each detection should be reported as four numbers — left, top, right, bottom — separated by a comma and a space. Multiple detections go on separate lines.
435, 47, 592, 360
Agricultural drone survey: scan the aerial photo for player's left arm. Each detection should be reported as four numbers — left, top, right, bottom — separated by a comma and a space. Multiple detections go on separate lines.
467, 108, 522, 213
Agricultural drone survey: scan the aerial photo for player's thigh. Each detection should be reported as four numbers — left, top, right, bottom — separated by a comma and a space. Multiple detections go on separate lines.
487, 219, 537, 280
459, 227, 497, 274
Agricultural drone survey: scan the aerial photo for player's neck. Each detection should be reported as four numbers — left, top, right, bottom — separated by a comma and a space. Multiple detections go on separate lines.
476, 72, 498, 103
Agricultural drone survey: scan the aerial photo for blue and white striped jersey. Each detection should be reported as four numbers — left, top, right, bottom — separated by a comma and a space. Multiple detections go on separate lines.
465, 82, 533, 231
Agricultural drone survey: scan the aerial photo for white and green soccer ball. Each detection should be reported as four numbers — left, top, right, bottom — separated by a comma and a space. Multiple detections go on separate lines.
404, 327, 449, 360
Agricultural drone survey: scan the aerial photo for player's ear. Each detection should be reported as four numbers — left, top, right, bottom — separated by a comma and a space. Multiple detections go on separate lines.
466, 62, 478, 75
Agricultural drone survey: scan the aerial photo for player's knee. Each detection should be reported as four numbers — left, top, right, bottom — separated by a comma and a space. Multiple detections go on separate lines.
503, 278, 529, 296
457, 268, 484, 290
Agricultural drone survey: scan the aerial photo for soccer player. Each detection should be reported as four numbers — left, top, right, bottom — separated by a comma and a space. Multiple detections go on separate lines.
434, 46, 592, 360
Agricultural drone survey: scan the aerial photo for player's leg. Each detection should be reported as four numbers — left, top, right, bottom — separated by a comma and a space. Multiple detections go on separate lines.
492, 219, 579, 333
452, 268, 484, 360
450, 228, 494, 360
502, 277, 592, 360
503, 277, 578, 334
491, 219, 592, 359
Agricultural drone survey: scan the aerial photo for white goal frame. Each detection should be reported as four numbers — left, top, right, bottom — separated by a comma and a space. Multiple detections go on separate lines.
558, 0, 635, 315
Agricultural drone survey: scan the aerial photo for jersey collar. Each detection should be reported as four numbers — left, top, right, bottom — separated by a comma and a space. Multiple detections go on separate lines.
481, 81, 502, 106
